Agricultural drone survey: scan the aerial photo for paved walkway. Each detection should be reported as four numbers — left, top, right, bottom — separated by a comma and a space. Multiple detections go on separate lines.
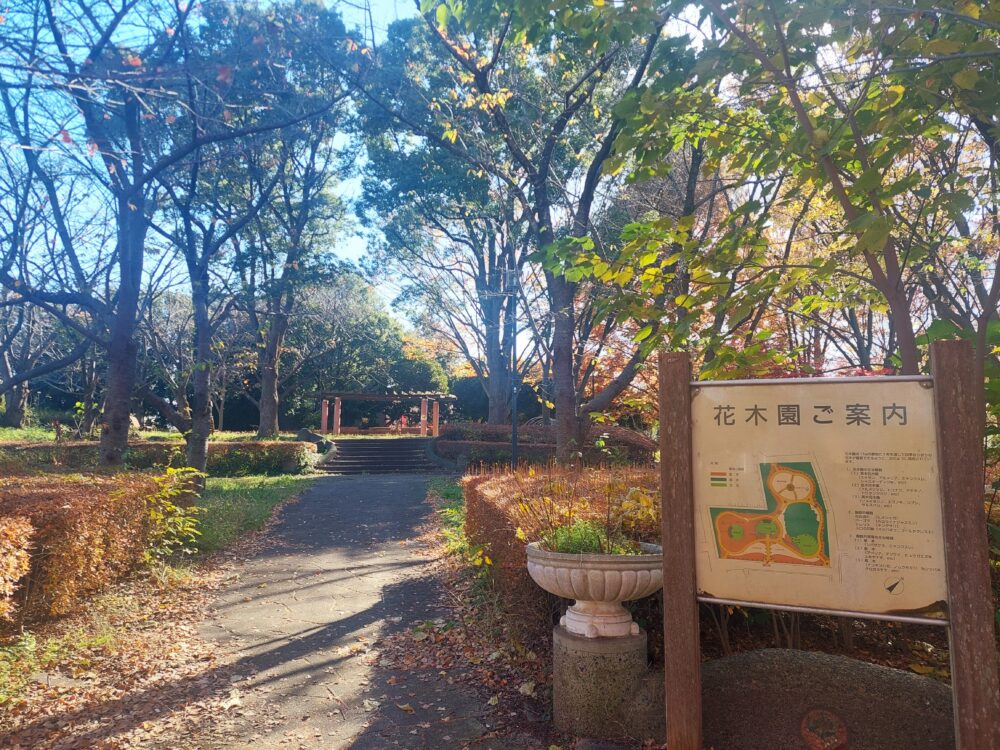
199, 474, 504, 749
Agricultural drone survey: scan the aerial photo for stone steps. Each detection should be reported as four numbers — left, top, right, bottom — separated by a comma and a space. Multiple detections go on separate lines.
317, 438, 441, 474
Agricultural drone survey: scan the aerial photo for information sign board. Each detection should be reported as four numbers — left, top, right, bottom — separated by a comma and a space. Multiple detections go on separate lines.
691, 378, 947, 618
659, 344, 1000, 750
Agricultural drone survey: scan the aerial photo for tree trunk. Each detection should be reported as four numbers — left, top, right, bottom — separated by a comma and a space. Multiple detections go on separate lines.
186, 275, 213, 475
1, 384, 28, 428
550, 275, 580, 461
256, 314, 289, 438
98, 186, 146, 465
885, 284, 919, 375
484, 317, 511, 424
257, 364, 280, 438
77, 356, 100, 437
486, 375, 511, 424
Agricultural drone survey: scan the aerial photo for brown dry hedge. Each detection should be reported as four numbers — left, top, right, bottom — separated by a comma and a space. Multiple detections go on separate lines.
435, 423, 655, 465
0, 474, 159, 624
0, 440, 316, 476
0, 515, 32, 621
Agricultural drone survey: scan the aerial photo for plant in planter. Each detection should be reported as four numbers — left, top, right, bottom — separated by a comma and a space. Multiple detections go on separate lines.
514, 476, 663, 638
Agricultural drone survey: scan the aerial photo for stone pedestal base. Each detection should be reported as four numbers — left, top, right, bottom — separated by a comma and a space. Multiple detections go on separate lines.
553, 625, 662, 741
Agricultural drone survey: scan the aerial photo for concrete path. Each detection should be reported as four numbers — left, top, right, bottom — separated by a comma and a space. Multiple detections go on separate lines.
198, 473, 518, 750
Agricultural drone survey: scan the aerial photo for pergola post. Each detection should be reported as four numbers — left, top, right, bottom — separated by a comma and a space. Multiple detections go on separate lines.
420, 398, 428, 436
333, 397, 342, 436
431, 400, 440, 437
320, 399, 329, 434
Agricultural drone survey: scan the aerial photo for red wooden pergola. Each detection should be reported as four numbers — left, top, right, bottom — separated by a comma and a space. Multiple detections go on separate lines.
318, 391, 455, 437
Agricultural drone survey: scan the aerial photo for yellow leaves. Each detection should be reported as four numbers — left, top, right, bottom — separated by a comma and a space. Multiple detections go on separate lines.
960, 2, 980, 19
458, 89, 513, 113
442, 125, 458, 143
515, 527, 527, 542
877, 84, 905, 110
471, 548, 492, 567
923, 39, 963, 56
811, 127, 831, 148
952, 69, 979, 90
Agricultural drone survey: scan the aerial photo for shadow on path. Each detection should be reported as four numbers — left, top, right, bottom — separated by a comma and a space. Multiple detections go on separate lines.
1, 473, 551, 750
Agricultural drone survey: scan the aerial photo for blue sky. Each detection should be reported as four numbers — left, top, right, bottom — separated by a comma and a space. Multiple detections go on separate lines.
336, 0, 417, 269
341, 0, 415, 40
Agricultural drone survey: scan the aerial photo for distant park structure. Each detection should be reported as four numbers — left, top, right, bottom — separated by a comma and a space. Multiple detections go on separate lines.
318, 391, 456, 437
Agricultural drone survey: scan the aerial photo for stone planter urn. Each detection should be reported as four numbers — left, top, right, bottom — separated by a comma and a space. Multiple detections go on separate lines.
526, 542, 663, 638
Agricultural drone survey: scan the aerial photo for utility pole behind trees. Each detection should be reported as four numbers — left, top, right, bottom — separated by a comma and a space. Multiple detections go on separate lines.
508, 268, 519, 469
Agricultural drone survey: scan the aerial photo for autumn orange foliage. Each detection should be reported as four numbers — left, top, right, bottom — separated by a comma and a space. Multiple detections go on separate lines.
0, 474, 158, 623
0, 515, 32, 621
437, 423, 656, 466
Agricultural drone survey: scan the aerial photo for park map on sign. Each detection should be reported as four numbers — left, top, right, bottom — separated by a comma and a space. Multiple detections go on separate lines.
710, 462, 831, 567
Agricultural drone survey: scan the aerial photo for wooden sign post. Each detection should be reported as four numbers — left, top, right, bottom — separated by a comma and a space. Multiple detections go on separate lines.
930, 341, 1000, 748
658, 341, 999, 749
658, 351, 702, 750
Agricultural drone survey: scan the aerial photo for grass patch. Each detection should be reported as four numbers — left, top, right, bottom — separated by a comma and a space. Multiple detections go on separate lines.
0, 616, 119, 707
196, 474, 315, 551
429, 478, 465, 555
426, 478, 506, 638
0, 426, 59, 443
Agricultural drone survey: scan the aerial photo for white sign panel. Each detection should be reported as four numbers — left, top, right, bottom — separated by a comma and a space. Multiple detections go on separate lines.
691, 378, 947, 617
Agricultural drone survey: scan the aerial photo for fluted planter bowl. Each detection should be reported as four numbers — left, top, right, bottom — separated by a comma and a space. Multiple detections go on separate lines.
526, 542, 663, 638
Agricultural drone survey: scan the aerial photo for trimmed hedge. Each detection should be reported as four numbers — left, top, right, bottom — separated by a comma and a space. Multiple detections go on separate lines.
436, 440, 559, 465
0, 516, 32, 621
463, 474, 556, 646
435, 422, 655, 465
0, 440, 317, 476
0, 474, 158, 622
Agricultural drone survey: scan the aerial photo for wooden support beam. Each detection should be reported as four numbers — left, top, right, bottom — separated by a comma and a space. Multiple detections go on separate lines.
431, 400, 440, 437
658, 351, 702, 750
420, 398, 428, 437
333, 397, 342, 436
930, 340, 1000, 749
320, 399, 329, 435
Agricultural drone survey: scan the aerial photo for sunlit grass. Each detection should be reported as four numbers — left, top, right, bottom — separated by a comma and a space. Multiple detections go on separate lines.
0, 623, 119, 707
0, 426, 60, 443
196, 474, 316, 551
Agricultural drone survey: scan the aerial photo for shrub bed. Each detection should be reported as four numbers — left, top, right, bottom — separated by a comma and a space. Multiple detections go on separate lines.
0, 440, 316, 476
0, 516, 32, 621
463, 466, 660, 648
436, 422, 655, 465
0, 474, 159, 623
436, 440, 558, 465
